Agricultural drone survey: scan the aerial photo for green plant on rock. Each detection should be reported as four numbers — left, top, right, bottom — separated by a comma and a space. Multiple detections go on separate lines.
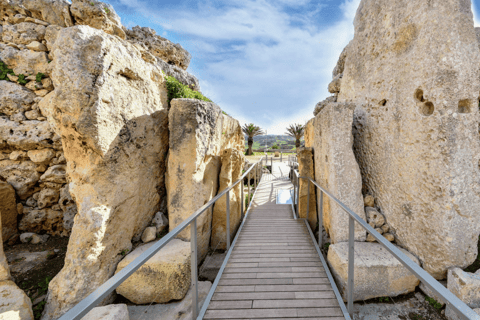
0, 60, 14, 81
425, 296, 442, 309
378, 296, 390, 303
17, 74, 27, 85
164, 75, 211, 103
36, 72, 45, 83
33, 301, 46, 319
104, 7, 110, 13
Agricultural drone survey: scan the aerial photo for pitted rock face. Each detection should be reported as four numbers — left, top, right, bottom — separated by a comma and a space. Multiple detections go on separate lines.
1, 22, 46, 45
0, 0, 73, 27
337, 0, 480, 278
127, 26, 192, 70
0, 81, 36, 116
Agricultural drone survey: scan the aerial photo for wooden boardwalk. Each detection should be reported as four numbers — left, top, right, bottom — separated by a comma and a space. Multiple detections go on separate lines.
204, 168, 346, 319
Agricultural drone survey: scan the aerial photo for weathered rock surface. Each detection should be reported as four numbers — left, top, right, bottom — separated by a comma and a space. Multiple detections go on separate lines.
0, 118, 55, 151
304, 118, 315, 148
127, 26, 191, 70
338, 0, 480, 279
0, 218, 11, 281
141, 226, 156, 243
127, 281, 212, 320
0, 81, 36, 116
41, 25, 169, 319
27, 149, 55, 164
328, 74, 342, 94
313, 96, 336, 117
70, 0, 126, 40
167, 99, 244, 260
1, 22, 46, 45
1, 0, 73, 27
6, 250, 50, 274
199, 252, 226, 282
211, 148, 244, 250
445, 268, 480, 319
0, 181, 18, 242
0, 46, 50, 76
327, 242, 420, 301
156, 59, 200, 91
297, 147, 317, 230
151, 212, 168, 233
0, 160, 40, 199
0, 280, 34, 320
39, 165, 66, 184
81, 304, 129, 320
115, 239, 191, 304
312, 102, 366, 243
19, 208, 64, 236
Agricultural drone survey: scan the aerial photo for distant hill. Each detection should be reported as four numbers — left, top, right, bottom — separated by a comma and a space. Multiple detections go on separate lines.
245, 135, 304, 150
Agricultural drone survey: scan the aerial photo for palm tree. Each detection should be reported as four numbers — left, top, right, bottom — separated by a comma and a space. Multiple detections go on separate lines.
286, 124, 304, 149
242, 123, 265, 155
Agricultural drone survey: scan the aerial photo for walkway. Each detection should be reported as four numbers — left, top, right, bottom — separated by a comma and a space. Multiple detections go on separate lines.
204, 163, 345, 319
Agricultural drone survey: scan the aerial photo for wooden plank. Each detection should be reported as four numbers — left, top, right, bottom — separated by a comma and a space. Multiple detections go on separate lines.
252, 299, 340, 308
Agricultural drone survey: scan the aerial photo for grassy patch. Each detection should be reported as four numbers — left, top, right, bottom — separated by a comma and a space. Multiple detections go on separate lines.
0, 60, 14, 81
36, 72, 45, 83
164, 74, 211, 103
425, 296, 443, 309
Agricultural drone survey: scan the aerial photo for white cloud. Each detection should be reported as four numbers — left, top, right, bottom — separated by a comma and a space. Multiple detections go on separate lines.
115, 0, 361, 132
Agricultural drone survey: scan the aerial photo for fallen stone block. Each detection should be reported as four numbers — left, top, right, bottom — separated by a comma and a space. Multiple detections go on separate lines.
81, 304, 129, 320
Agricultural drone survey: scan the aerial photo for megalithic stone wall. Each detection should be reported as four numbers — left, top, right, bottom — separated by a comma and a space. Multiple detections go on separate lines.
337, 0, 480, 278
167, 99, 245, 261
297, 147, 317, 230
40, 26, 170, 319
312, 102, 366, 243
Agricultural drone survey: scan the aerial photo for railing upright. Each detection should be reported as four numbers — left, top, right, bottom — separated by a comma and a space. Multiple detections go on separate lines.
318, 191, 323, 248
191, 218, 198, 320
226, 191, 231, 250
306, 180, 310, 222
347, 217, 355, 317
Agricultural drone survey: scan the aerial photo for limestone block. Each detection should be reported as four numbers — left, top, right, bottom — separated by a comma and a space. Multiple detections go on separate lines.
151, 211, 168, 233
313, 96, 336, 116
332, 41, 350, 78
44, 25, 62, 51
0, 160, 40, 199
0, 81, 36, 116
115, 240, 191, 304
81, 304, 129, 320
127, 281, 212, 320
211, 148, 245, 250
19, 233, 35, 243
0, 181, 18, 242
419, 280, 447, 308
167, 99, 243, 260
364, 195, 374, 207
141, 226, 156, 243
0, 280, 34, 319
328, 73, 342, 93
304, 118, 315, 148
1, 22, 46, 45
0, 217, 11, 281
26, 41, 47, 51
30, 233, 48, 244
156, 58, 200, 91
70, 0, 126, 39
327, 242, 420, 301
40, 165, 66, 184
42, 26, 169, 320
445, 268, 480, 320
312, 102, 366, 243
338, 0, 480, 279
297, 147, 317, 230
126, 26, 191, 70
58, 184, 76, 230
18, 208, 64, 236
37, 188, 59, 209
27, 149, 55, 164
10, 0, 73, 27
0, 46, 49, 76
365, 207, 385, 227
0, 118, 55, 150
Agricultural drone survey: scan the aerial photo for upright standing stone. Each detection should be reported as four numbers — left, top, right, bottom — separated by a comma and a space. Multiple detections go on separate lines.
0, 216, 11, 281
297, 147, 317, 230
41, 26, 169, 319
211, 148, 245, 250
337, 0, 480, 278
304, 119, 315, 148
313, 102, 366, 243
167, 99, 244, 260
0, 181, 18, 242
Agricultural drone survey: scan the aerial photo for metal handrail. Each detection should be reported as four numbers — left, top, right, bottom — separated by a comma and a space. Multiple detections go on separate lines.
290, 169, 480, 320
59, 157, 265, 320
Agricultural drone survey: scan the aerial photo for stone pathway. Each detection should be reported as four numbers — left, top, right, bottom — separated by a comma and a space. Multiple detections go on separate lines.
203, 171, 345, 319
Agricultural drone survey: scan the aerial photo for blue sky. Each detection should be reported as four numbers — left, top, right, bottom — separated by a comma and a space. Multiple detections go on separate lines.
107, 0, 480, 134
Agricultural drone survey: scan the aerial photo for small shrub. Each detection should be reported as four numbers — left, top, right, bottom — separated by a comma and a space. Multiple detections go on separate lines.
104, 7, 110, 13
36, 72, 45, 83
90, 1, 94, 5
120, 249, 129, 256
425, 296, 442, 309
323, 242, 330, 252
164, 75, 211, 102
17, 74, 27, 85
378, 296, 390, 303
0, 60, 14, 81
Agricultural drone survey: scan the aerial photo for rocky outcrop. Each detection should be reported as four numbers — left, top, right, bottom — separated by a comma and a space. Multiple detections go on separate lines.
1, 181, 18, 242
445, 268, 480, 320
211, 148, 245, 250
0, 280, 34, 320
70, 0, 126, 40
41, 26, 169, 319
167, 99, 244, 260
0, 0, 73, 27
126, 26, 191, 70
327, 242, 420, 301
312, 102, 366, 243
337, 0, 480, 278
297, 147, 316, 230
81, 304, 129, 320
115, 240, 191, 304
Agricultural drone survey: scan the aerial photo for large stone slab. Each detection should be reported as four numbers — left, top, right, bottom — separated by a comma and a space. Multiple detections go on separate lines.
304, 118, 314, 148
115, 240, 191, 304
41, 25, 169, 319
0, 181, 18, 242
81, 304, 129, 320
211, 148, 245, 250
336, 0, 480, 279
297, 147, 317, 230
0, 280, 34, 320
445, 268, 480, 320
327, 242, 420, 301
167, 99, 244, 260
0, 81, 36, 116
128, 281, 212, 320
312, 102, 366, 243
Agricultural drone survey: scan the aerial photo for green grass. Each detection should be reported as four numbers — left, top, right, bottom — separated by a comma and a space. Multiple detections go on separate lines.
425, 296, 443, 309
164, 74, 212, 103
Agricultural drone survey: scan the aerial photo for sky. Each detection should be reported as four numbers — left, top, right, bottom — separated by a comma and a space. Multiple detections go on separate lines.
107, 0, 480, 134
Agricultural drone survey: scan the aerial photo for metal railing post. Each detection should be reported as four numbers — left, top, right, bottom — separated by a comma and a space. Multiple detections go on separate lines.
292, 177, 296, 218
191, 218, 198, 320
241, 180, 244, 221
226, 190, 230, 250
296, 174, 299, 216
306, 179, 310, 223
318, 190, 323, 248
254, 165, 257, 189
281, 152, 282, 162
347, 216, 355, 317
248, 172, 251, 206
